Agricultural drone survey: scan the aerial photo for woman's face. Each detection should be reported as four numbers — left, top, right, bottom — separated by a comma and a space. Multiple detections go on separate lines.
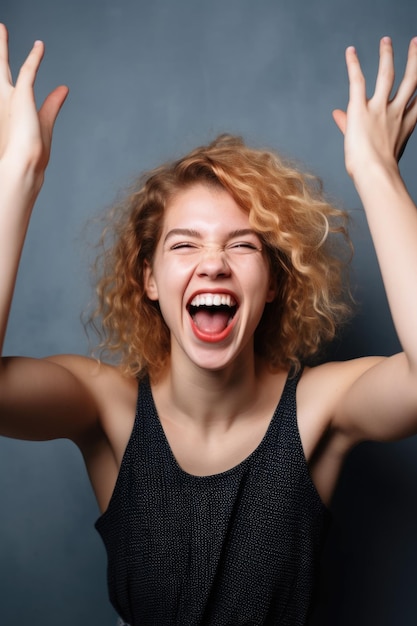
145, 183, 276, 372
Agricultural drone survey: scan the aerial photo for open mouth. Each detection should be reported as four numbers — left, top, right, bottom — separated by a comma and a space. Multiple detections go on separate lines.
187, 293, 238, 336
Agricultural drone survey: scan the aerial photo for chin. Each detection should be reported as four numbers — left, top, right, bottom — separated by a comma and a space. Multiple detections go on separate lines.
187, 345, 246, 373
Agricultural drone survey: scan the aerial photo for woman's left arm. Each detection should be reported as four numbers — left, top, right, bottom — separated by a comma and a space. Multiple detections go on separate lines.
331, 37, 417, 441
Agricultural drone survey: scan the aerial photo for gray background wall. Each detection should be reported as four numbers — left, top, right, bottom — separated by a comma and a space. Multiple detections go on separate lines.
1, 0, 417, 624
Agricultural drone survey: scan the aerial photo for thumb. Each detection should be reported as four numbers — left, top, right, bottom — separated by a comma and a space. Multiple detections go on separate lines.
332, 109, 347, 135
39, 84, 69, 139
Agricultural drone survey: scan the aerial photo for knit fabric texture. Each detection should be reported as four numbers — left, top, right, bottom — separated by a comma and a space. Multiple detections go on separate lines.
95, 370, 329, 625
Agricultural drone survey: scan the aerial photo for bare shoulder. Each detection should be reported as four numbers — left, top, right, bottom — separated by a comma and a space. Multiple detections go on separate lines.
298, 356, 385, 414
46, 353, 138, 440
296, 356, 385, 455
46, 353, 138, 404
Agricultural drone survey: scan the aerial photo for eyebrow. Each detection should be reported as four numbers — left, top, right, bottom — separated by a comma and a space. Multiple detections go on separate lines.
163, 228, 259, 243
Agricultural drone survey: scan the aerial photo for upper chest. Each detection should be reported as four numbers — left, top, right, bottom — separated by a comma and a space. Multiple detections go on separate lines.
89, 363, 341, 510
147, 370, 333, 478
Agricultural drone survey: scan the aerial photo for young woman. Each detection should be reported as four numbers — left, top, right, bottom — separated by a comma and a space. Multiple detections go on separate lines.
1, 23, 417, 625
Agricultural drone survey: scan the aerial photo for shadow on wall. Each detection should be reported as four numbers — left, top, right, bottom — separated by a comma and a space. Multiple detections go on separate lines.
312, 437, 417, 626
311, 312, 417, 626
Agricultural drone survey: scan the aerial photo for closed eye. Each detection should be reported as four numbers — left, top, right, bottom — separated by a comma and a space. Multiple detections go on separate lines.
170, 242, 200, 251
227, 242, 262, 253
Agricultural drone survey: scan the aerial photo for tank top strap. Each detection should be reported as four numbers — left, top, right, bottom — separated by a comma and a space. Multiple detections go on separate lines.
264, 366, 304, 445
136, 374, 156, 423
134, 375, 172, 469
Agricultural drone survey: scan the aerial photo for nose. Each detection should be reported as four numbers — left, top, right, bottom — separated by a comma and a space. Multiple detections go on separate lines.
196, 246, 231, 279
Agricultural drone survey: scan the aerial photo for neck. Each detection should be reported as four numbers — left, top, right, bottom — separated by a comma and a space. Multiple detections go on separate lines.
154, 348, 269, 431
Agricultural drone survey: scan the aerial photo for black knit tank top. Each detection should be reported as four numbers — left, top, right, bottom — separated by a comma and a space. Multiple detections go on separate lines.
95, 370, 329, 625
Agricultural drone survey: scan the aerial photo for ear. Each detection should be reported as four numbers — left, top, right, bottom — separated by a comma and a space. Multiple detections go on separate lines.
144, 261, 159, 301
265, 275, 277, 303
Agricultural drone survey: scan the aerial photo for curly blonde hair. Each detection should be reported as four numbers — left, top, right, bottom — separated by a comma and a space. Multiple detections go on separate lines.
89, 134, 352, 379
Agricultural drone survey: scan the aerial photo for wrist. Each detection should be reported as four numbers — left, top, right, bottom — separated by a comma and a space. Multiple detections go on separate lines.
0, 160, 45, 202
350, 158, 401, 193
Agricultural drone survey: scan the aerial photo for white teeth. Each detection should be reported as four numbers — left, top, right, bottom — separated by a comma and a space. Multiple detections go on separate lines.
189, 293, 237, 307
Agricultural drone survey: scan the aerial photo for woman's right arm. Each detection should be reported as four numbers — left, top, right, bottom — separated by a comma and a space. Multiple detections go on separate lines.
0, 25, 69, 351
0, 24, 101, 442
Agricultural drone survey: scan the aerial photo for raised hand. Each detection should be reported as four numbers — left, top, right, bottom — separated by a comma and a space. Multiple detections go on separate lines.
0, 26, 69, 353
0, 23, 68, 188
333, 37, 417, 179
